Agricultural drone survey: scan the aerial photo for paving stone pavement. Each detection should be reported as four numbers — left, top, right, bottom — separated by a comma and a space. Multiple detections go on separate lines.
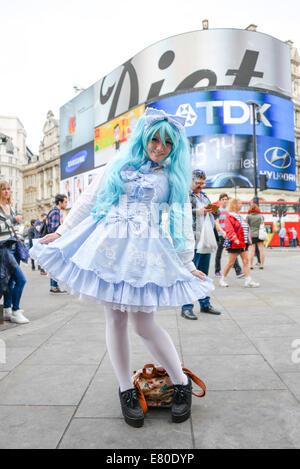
0, 249, 300, 449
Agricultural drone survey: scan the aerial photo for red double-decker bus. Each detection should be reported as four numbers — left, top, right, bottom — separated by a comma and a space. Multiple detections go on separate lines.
240, 201, 300, 247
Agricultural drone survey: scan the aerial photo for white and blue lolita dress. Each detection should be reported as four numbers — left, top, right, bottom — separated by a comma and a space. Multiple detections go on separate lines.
30, 161, 214, 313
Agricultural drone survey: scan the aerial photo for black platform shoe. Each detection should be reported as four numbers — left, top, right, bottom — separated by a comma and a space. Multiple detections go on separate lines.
181, 309, 198, 320
119, 388, 144, 428
200, 305, 221, 315
171, 375, 192, 423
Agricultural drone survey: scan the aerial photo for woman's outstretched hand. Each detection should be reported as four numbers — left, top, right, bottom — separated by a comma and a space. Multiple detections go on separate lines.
40, 233, 61, 244
191, 269, 206, 280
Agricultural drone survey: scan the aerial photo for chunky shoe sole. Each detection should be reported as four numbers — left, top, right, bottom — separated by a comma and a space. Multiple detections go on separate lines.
123, 413, 144, 428
172, 410, 191, 423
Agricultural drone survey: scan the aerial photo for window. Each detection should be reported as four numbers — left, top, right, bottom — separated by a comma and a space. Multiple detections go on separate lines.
295, 110, 300, 128
293, 80, 299, 96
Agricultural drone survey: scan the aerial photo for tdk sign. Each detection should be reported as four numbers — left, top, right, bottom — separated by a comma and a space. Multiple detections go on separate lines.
264, 147, 292, 169
65, 150, 88, 174
195, 101, 272, 126
176, 104, 198, 126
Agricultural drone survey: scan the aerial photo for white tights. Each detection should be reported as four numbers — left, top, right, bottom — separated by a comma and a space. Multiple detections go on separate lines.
104, 306, 188, 392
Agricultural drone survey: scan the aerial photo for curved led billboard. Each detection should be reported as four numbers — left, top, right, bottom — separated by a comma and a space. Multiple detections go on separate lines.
59, 28, 294, 203
149, 89, 296, 191
94, 28, 292, 126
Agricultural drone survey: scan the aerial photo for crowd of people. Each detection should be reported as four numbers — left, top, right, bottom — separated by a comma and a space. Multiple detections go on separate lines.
279, 225, 298, 247
0, 107, 298, 428
0, 186, 68, 324
1, 174, 298, 325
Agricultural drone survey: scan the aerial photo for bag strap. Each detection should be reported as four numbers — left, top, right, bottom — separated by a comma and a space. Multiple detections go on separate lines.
182, 367, 206, 398
0, 207, 20, 241
141, 363, 167, 379
133, 379, 148, 413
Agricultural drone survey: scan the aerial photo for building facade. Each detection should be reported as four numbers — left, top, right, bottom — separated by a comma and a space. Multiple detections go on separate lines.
290, 42, 300, 193
0, 116, 26, 213
22, 111, 61, 222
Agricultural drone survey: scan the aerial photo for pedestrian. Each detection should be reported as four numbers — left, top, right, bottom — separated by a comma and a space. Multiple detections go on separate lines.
287, 228, 293, 247
27, 219, 36, 270
279, 226, 286, 247
214, 193, 244, 279
34, 213, 47, 238
291, 227, 298, 247
34, 214, 47, 274
0, 180, 29, 324
254, 243, 261, 265
30, 107, 214, 427
219, 198, 259, 288
22, 221, 30, 249
34, 213, 47, 274
181, 170, 221, 320
246, 204, 266, 270
44, 195, 68, 293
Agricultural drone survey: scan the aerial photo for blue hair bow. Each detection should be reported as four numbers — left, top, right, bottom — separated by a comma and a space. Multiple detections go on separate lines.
144, 107, 186, 133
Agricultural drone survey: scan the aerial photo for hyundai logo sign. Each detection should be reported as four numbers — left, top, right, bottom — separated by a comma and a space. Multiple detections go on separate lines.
65, 150, 88, 173
264, 147, 292, 169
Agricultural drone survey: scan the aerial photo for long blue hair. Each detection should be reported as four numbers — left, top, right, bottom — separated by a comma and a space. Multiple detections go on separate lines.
91, 113, 192, 249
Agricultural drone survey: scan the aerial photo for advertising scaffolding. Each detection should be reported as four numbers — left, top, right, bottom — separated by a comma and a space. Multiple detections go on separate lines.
60, 28, 295, 206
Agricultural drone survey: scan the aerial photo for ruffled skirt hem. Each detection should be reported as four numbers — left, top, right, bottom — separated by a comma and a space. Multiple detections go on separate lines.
30, 240, 214, 314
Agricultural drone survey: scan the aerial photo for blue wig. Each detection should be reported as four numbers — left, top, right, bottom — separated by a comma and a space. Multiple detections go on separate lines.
91, 113, 192, 249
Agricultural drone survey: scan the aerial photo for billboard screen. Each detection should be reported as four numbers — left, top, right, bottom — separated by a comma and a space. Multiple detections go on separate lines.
60, 140, 95, 181
94, 104, 144, 168
95, 29, 291, 126
59, 28, 294, 204
60, 85, 94, 155
149, 89, 296, 191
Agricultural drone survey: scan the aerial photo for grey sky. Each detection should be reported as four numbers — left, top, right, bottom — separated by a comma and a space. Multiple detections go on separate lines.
1, 0, 300, 153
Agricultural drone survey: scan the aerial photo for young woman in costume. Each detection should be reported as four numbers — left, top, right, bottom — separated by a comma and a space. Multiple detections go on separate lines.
30, 108, 214, 427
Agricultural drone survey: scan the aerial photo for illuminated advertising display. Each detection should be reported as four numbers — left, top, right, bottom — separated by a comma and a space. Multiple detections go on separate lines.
94, 29, 291, 126
60, 85, 94, 155
60, 141, 94, 180
149, 90, 296, 191
94, 105, 144, 168
59, 28, 295, 205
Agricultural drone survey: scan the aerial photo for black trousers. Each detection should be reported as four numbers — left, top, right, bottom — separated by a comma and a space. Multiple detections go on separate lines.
215, 236, 242, 275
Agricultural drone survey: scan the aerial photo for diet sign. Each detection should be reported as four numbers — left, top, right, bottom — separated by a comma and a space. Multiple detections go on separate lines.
94, 29, 291, 126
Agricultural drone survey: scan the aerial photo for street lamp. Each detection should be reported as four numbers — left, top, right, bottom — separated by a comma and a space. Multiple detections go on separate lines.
246, 100, 261, 205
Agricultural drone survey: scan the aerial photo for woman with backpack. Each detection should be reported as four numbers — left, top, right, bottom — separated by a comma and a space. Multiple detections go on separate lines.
246, 204, 266, 270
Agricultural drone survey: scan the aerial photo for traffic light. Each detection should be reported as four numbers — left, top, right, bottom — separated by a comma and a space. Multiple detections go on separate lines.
259, 174, 268, 191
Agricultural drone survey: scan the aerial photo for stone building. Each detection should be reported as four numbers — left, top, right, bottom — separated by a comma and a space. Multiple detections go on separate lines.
22, 111, 60, 222
0, 116, 26, 213
290, 41, 300, 192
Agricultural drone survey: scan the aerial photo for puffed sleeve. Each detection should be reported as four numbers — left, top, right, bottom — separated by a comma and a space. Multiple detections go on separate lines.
56, 165, 108, 236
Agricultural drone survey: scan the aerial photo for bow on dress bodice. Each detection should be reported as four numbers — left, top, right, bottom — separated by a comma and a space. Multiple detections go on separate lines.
120, 160, 157, 203
105, 161, 169, 237
121, 161, 168, 203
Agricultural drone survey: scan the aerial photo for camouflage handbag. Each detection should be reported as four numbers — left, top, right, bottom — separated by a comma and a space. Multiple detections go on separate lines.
133, 363, 206, 413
